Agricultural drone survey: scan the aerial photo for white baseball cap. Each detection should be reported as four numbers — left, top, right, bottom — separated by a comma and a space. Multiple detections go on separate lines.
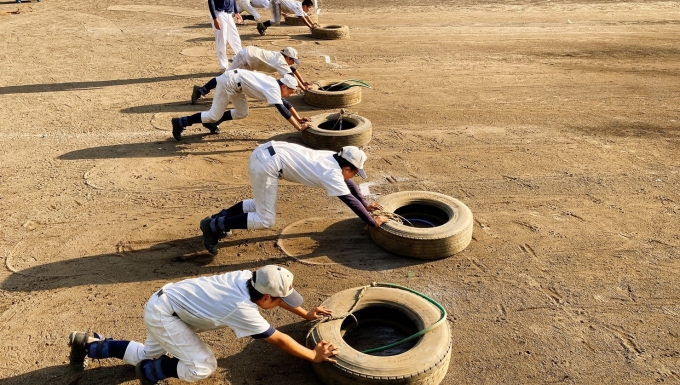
338, 146, 367, 179
252, 265, 303, 307
281, 47, 301, 65
280, 74, 298, 90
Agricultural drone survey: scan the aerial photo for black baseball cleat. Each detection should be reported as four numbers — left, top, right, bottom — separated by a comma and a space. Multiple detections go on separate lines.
135, 360, 159, 385
68, 331, 90, 368
257, 22, 266, 36
191, 85, 202, 105
200, 217, 219, 255
171, 118, 185, 141
202, 123, 221, 135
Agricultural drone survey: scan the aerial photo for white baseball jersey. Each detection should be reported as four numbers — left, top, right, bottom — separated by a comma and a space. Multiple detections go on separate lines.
272, 141, 351, 197
238, 70, 284, 105
248, 0, 270, 8
275, 0, 306, 17
240, 46, 292, 76
163, 270, 271, 337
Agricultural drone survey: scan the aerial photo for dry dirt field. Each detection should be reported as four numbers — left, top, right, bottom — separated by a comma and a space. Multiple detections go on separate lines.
1, 0, 679, 384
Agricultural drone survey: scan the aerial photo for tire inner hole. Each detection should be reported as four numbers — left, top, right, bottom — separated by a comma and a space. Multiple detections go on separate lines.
318, 117, 356, 130
394, 203, 450, 228
340, 305, 420, 356
325, 25, 342, 29
319, 82, 351, 92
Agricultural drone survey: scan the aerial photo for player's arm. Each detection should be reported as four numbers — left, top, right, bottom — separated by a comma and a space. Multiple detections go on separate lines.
264, 330, 338, 363
278, 301, 332, 320
291, 68, 309, 91
208, 0, 221, 29
302, 15, 316, 29
274, 102, 310, 131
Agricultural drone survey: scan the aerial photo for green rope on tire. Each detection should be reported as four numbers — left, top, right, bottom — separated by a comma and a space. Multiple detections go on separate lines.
327, 79, 372, 90
360, 282, 447, 354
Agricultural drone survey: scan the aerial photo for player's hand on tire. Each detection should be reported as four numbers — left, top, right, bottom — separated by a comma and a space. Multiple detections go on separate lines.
366, 202, 383, 212
373, 215, 390, 227
298, 122, 311, 131
213, 18, 222, 30
306, 306, 332, 320
313, 340, 339, 363
300, 116, 311, 123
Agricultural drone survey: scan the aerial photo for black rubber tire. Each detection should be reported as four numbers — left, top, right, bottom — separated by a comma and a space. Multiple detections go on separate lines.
304, 80, 362, 108
301, 112, 372, 151
369, 191, 473, 259
307, 286, 452, 385
311, 24, 349, 40
284, 13, 318, 26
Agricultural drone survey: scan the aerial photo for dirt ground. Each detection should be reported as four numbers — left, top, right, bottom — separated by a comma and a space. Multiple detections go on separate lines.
1, 0, 679, 384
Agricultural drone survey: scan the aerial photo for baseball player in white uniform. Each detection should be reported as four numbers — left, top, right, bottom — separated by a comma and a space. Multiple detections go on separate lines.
171, 71, 311, 140
209, 0, 243, 71
68, 265, 338, 384
192, 46, 310, 105
257, 0, 317, 35
236, 0, 270, 22
199, 141, 390, 255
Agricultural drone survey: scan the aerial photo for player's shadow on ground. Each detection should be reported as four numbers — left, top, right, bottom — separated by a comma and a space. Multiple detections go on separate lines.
184, 22, 211, 29
218, 322, 322, 384
56, 130, 308, 160
0, 363, 135, 385
57, 137, 253, 160
2, 221, 420, 293
119, 100, 274, 114
0, 73, 217, 95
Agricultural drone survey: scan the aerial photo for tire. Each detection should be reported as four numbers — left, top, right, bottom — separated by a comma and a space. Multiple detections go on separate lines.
307, 286, 452, 385
301, 112, 372, 151
284, 14, 318, 26
311, 24, 349, 40
369, 191, 473, 259
304, 80, 362, 108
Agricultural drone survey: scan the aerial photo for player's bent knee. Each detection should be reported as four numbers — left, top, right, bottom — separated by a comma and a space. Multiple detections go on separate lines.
231, 111, 248, 120
261, 216, 276, 228
181, 359, 217, 382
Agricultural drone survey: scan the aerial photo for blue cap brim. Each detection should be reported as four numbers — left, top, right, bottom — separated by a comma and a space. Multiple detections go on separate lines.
282, 288, 303, 308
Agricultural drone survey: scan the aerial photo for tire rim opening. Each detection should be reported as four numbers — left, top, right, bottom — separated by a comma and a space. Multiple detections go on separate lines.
340, 306, 420, 356
394, 203, 450, 228
317, 117, 357, 131
325, 25, 342, 29
319, 82, 352, 92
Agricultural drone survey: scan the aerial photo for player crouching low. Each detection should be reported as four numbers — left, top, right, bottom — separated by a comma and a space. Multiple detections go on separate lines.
257, 0, 317, 35
171, 70, 310, 140
68, 265, 338, 385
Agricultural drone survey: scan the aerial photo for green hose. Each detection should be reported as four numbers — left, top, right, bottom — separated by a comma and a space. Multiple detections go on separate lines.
327, 79, 372, 91
360, 282, 447, 354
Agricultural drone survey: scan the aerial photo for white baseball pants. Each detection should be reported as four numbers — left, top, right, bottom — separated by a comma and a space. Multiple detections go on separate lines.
244, 142, 284, 229
122, 287, 217, 382
226, 49, 250, 71
212, 10, 242, 70
267, 0, 284, 25
237, 0, 263, 21
200, 71, 249, 123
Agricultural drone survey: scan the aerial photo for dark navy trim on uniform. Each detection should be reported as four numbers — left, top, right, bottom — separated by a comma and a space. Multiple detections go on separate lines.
282, 99, 292, 110
274, 103, 293, 120
251, 325, 276, 339
338, 193, 377, 227
209, 0, 237, 19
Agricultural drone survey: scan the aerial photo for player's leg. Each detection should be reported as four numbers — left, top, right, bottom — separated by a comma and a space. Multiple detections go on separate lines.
213, 11, 231, 71
257, 0, 278, 35
192, 77, 218, 105
223, 12, 242, 59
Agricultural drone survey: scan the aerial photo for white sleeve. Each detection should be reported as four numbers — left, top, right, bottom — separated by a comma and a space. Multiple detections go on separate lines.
262, 85, 283, 105
322, 171, 352, 197
227, 303, 272, 338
